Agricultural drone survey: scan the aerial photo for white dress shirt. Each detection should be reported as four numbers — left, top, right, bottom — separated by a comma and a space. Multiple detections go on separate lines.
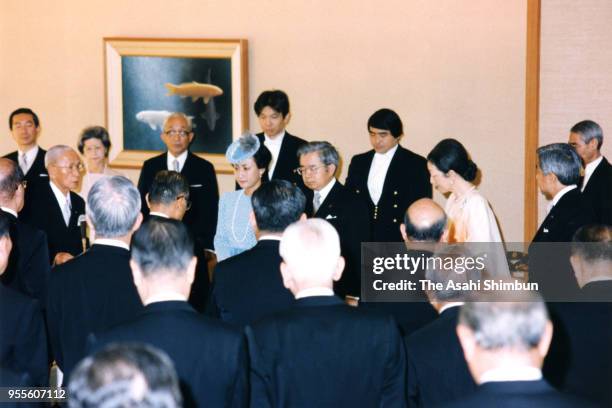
367, 144, 398, 205
314, 178, 336, 212
480, 366, 542, 384
582, 156, 603, 192
50, 181, 72, 226
263, 131, 285, 178
167, 151, 188, 172
547, 185, 577, 214
93, 238, 130, 251
0, 207, 18, 218
295, 287, 334, 299
144, 290, 187, 305
17, 145, 39, 175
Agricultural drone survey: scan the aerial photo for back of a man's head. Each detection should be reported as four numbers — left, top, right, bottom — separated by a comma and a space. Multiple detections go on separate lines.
536, 143, 582, 186
88, 176, 142, 239
68, 343, 181, 408
279, 219, 342, 291
148, 171, 189, 207
0, 158, 23, 206
425, 249, 482, 305
570, 224, 612, 288
403, 198, 448, 242
131, 218, 193, 278
252, 180, 306, 233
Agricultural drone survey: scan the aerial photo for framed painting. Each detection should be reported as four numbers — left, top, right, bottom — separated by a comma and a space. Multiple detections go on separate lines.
104, 37, 248, 173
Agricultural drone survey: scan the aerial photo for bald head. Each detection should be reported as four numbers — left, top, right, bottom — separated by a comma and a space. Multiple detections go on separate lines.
401, 198, 447, 242
0, 158, 25, 211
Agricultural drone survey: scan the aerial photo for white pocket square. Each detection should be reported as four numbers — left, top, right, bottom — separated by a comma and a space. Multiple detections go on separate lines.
190, 184, 203, 188
325, 214, 337, 220
543, 228, 549, 233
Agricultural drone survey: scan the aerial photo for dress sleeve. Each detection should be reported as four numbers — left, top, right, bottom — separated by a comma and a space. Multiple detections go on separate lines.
213, 193, 232, 261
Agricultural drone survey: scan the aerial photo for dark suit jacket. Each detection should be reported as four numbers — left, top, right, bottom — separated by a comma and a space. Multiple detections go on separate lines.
404, 305, 476, 407
582, 156, 612, 225
0, 283, 48, 386
307, 180, 370, 297
544, 289, 612, 407
88, 301, 248, 408
256, 131, 306, 189
246, 295, 406, 408
207, 239, 294, 327
529, 188, 595, 297
4, 147, 48, 186
137, 152, 219, 249
46, 244, 143, 379
19, 182, 85, 262
0, 210, 50, 305
441, 379, 593, 408
345, 145, 432, 242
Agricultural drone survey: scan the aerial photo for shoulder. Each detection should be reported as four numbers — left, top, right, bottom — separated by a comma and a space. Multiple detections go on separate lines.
396, 145, 427, 165
3, 151, 17, 160
187, 152, 214, 168
142, 152, 166, 167
350, 150, 375, 163
284, 132, 307, 146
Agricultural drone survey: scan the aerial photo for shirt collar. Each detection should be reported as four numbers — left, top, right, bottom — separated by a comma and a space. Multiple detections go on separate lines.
480, 366, 542, 384
144, 290, 187, 305
0, 207, 18, 218
550, 184, 577, 210
295, 287, 335, 299
439, 302, 464, 314
374, 144, 399, 160
316, 178, 336, 203
264, 130, 285, 145
18, 145, 39, 160
50, 181, 71, 205
149, 211, 170, 219
167, 151, 189, 172
93, 238, 130, 251
259, 235, 282, 241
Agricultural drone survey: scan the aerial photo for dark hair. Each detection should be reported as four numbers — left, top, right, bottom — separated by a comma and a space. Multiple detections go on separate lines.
9, 108, 39, 129
77, 126, 112, 157
536, 143, 582, 186
427, 138, 478, 182
252, 180, 306, 232
571, 224, 612, 263
253, 144, 272, 170
0, 159, 23, 201
131, 218, 194, 277
0, 212, 10, 237
68, 343, 181, 408
571, 120, 603, 150
404, 211, 447, 242
254, 90, 290, 117
367, 108, 403, 138
148, 171, 189, 206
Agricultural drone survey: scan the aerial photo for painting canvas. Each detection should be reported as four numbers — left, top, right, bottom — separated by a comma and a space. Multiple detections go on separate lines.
104, 38, 248, 173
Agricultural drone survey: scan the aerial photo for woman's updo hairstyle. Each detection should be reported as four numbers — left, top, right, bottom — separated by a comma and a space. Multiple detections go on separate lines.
427, 138, 478, 182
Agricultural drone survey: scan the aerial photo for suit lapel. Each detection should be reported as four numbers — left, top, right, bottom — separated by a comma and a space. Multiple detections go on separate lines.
274, 132, 294, 179
315, 181, 341, 218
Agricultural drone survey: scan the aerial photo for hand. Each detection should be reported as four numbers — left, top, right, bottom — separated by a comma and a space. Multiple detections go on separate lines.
53, 252, 74, 266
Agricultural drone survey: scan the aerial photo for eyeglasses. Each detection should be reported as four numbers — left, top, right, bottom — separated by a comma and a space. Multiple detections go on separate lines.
54, 163, 85, 172
295, 165, 328, 176
176, 194, 192, 211
164, 129, 191, 138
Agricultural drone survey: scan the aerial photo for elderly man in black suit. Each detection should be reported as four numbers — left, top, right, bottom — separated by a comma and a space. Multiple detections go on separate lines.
0, 213, 48, 387
345, 108, 431, 242
530, 143, 596, 297
20, 145, 85, 265
47, 176, 144, 381
88, 218, 248, 408
297, 141, 370, 299
137, 112, 219, 250
446, 295, 591, 408
246, 218, 406, 407
3, 108, 48, 197
254, 90, 306, 188
569, 120, 612, 225
544, 225, 612, 407
0, 159, 50, 304
146, 170, 209, 313
207, 180, 304, 327
404, 246, 480, 407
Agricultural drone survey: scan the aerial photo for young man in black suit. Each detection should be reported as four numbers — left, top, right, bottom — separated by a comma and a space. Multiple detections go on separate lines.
448, 295, 591, 408
569, 120, 612, 225
207, 180, 305, 327
297, 141, 370, 299
47, 176, 144, 380
345, 108, 431, 242
137, 112, 219, 250
254, 90, 306, 188
0, 159, 50, 304
88, 218, 248, 408
246, 218, 406, 407
3, 108, 48, 194
20, 145, 85, 265
0, 213, 49, 387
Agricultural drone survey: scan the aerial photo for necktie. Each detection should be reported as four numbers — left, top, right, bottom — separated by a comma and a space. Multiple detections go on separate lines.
63, 196, 72, 226
173, 159, 180, 172
313, 191, 321, 214
19, 153, 28, 174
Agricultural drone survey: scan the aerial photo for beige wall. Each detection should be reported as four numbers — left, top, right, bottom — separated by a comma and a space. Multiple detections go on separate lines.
1, 0, 527, 240
539, 0, 612, 223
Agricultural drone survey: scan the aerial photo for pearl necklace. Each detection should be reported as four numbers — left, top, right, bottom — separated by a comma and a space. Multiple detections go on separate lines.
230, 191, 251, 243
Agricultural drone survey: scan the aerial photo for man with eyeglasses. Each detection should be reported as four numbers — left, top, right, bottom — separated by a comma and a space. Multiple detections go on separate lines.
21, 145, 85, 265
137, 112, 219, 251
297, 141, 370, 300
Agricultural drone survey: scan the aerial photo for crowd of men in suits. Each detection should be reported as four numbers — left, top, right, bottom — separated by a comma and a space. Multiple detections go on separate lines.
1, 93, 611, 407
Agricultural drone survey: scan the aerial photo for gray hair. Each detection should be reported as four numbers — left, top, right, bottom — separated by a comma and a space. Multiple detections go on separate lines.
44, 145, 75, 168
571, 120, 603, 150
87, 176, 141, 238
162, 112, 193, 132
459, 294, 549, 351
280, 218, 341, 280
68, 343, 181, 408
537, 143, 582, 186
297, 141, 340, 167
